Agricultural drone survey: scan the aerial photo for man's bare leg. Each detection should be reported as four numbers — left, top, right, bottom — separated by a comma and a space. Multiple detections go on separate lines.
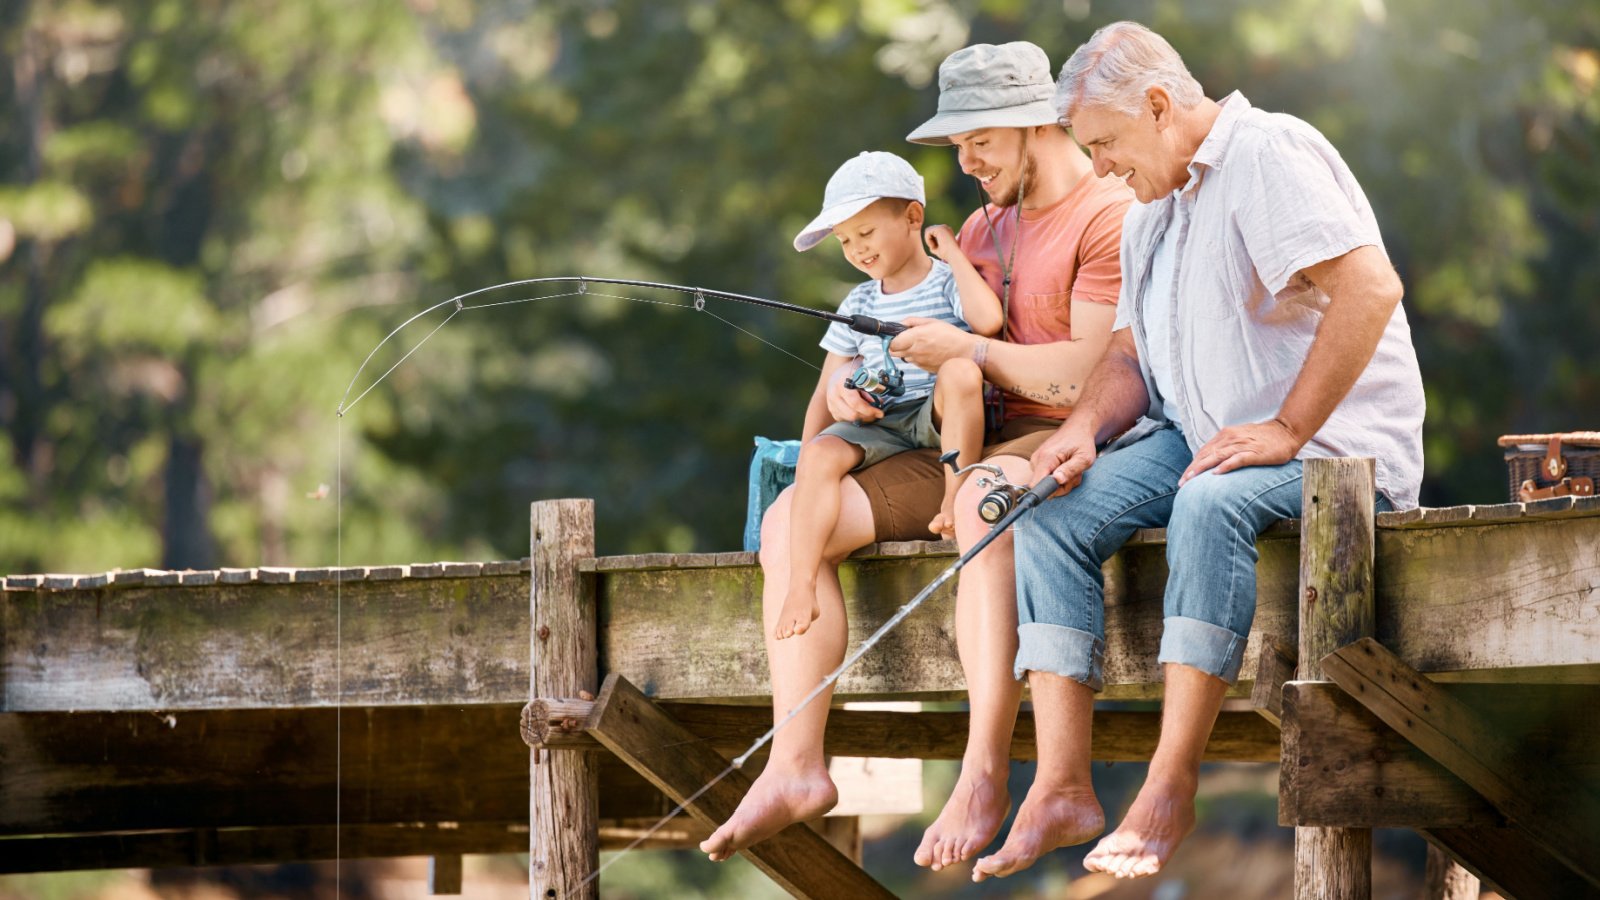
972, 669, 1104, 881
701, 482, 877, 861
915, 453, 1029, 871
776, 436, 865, 639
1083, 662, 1226, 878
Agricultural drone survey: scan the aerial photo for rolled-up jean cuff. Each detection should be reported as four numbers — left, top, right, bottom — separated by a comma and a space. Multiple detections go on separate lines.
1014, 623, 1104, 690
1158, 616, 1247, 684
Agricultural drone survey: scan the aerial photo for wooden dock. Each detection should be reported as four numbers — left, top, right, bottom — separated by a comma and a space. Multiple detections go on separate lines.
3, 462, 1598, 897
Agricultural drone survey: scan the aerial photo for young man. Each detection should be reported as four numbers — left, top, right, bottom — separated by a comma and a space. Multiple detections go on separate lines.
701, 42, 1133, 871
973, 22, 1424, 882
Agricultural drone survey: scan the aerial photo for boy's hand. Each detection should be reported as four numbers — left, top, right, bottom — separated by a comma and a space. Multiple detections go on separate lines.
924, 224, 962, 263
826, 361, 883, 424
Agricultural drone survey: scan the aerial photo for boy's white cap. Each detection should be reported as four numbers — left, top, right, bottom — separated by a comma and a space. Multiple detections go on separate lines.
794, 151, 925, 252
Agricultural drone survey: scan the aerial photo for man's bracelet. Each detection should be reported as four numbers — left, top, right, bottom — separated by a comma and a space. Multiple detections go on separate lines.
972, 338, 990, 372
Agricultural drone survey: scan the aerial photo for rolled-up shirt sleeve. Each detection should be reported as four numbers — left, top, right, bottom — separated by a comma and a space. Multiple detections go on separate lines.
1238, 128, 1383, 295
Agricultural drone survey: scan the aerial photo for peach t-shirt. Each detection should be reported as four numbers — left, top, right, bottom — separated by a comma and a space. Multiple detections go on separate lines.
956, 173, 1132, 420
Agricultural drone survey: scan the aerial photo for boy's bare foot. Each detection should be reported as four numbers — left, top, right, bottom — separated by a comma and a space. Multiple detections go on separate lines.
927, 490, 959, 540
699, 766, 839, 861
972, 783, 1103, 882
914, 765, 1010, 871
1082, 774, 1196, 879
772, 585, 821, 640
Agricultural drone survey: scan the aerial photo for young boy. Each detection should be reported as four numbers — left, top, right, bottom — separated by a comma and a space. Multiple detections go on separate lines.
775, 151, 1003, 640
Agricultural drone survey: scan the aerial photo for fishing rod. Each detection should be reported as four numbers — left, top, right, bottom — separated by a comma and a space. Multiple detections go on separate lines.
337, 275, 909, 417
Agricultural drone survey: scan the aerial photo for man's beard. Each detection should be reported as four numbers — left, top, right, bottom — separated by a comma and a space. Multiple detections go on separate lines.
985, 151, 1039, 208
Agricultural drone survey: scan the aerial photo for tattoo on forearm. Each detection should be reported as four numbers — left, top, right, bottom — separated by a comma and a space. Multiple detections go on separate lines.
1007, 384, 1073, 407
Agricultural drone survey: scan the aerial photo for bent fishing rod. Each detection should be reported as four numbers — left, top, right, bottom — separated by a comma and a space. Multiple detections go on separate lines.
338, 275, 909, 416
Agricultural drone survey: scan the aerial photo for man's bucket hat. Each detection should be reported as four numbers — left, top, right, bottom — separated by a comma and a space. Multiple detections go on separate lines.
907, 41, 1060, 145
793, 151, 926, 252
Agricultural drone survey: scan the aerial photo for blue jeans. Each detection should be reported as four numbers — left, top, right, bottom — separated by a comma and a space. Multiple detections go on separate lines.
1013, 426, 1383, 688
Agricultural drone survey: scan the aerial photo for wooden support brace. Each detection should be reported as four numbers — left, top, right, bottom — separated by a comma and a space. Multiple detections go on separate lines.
1250, 635, 1297, 727
1422, 844, 1479, 900
1421, 826, 1600, 900
586, 673, 896, 900
1322, 637, 1600, 889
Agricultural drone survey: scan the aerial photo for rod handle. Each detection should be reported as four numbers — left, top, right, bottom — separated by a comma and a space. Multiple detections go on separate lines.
848, 315, 908, 337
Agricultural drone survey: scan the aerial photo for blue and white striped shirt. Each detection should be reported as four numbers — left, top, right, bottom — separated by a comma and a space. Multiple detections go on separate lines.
819, 260, 967, 406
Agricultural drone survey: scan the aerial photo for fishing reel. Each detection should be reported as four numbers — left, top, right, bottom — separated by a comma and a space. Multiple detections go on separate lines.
846, 335, 905, 409
940, 450, 1035, 524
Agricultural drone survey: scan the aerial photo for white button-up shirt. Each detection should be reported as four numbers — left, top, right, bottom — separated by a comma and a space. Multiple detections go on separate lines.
1113, 92, 1425, 509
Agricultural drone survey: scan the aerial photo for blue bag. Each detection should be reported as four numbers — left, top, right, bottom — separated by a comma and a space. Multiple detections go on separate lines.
744, 437, 802, 551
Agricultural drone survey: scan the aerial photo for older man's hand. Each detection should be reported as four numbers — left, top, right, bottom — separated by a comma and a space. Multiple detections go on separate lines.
1180, 418, 1303, 484
825, 359, 884, 424
1029, 421, 1098, 499
888, 317, 978, 371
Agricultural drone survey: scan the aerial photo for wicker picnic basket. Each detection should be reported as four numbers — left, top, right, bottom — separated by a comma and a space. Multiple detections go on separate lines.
1496, 432, 1600, 502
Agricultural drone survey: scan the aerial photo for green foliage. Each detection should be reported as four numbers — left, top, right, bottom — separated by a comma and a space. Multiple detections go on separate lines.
2, 0, 1597, 574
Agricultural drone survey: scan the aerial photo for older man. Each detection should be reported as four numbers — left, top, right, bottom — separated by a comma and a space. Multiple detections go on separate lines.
701, 42, 1132, 868
972, 22, 1424, 882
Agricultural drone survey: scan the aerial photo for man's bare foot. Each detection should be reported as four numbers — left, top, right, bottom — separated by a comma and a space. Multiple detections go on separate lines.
772, 585, 821, 640
699, 766, 838, 861
972, 783, 1103, 882
1082, 775, 1197, 879
914, 766, 1010, 871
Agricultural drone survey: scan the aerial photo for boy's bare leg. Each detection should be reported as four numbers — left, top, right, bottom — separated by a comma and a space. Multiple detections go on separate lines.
973, 670, 1104, 881
916, 455, 1032, 870
1083, 663, 1225, 878
927, 358, 984, 539
777, 435, 865, 640
702, 483, 876, 861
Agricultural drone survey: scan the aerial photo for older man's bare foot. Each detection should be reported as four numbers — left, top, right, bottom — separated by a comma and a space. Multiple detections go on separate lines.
772, 584, 821, 640
972, 783, 1103, 882
1083, 775, 1197, 879
699, 766, 838, 861
913, 764, 1010, 871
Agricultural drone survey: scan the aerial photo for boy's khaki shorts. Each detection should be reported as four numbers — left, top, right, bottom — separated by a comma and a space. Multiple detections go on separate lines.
846, 415, 1063, 541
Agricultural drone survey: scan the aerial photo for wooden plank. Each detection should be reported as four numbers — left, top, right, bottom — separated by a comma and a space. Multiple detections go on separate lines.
533, 703, 1281, 763
1293, 458, 1376, 900
1323, 638, 1600, 887
587, 674, 896, 900
0, 823, 529, 875
1374, 514, 1600, 680
528, 499, 599, 900
1278, 682, 1501, 827
1422, 827, 1600, 900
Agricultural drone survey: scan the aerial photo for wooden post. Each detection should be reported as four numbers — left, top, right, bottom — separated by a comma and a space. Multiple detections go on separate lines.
429, 854, 463, 894
1293, 458, 1374, 900
529, 500, 598, 900
1423, 845, 1479, 900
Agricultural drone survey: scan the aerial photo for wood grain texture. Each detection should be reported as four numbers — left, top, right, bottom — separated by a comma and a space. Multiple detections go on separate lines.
1422, 826, 1600, 900
1422, 844, 1479, 900
1324, 638, 1600, 888
1294, 458, 1375, 900
528, 500, 599, 900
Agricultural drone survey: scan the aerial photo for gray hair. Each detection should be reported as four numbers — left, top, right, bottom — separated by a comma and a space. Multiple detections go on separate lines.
1054, 21, 1204, 124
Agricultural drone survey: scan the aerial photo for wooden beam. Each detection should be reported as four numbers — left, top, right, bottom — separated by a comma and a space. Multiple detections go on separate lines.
0, 823, 528, 875
1293, 458, 1376, 900
1322, 638, 1600, 888
1278, 682, 1501, 828
1422, 827, 1600, 900
528, 701, 1281, 763
586, 674, 896, 900
528, 500, 599, 900
1249, 636, 1297, 727
429, 854, 463, 895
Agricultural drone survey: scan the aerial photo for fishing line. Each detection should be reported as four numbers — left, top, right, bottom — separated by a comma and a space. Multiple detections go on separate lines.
331, 274, 932, 894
